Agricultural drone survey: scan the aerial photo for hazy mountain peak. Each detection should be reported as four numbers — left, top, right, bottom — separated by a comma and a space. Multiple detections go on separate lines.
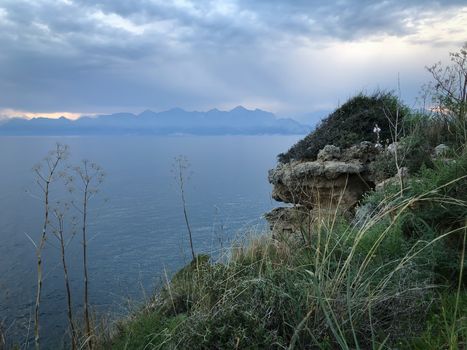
231, 105, 248, 112
138, 110, 156, 117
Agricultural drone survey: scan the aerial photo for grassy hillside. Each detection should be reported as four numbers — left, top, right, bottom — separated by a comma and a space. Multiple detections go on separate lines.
98, 115, 466, 350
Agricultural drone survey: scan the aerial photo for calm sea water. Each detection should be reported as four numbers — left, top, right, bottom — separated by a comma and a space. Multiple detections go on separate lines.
0, 135, 300, 348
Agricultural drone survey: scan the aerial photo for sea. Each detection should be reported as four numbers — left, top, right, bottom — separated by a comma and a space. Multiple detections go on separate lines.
0, 135, 301, 348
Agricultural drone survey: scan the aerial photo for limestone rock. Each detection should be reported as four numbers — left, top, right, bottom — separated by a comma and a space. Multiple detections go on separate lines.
269, 143, 376, 212
341, 141, 380, 162
434, 144, 450, 157
317, 145, 341, 161
264, 206, 313, 237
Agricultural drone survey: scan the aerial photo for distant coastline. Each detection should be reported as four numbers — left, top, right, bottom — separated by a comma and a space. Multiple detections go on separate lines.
0, 106, 311, 136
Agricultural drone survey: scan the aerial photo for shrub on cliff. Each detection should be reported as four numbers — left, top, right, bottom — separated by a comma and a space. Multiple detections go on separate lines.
278, 92, 408, 163
364, 150, 467, 285
370, 133, 434, 182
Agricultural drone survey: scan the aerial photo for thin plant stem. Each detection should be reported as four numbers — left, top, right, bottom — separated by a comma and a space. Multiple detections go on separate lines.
82, 181, 91, 348
72, 160, 104, 349
33, 144, 67, 350
174, 156, 196, 261
450, 221, 466, 347
54, 209, 77, 350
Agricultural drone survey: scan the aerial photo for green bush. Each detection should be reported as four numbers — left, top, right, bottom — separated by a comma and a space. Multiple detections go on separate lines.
278, 92, 408, 163
364, 152, 467, 285
370, 133, 434, 182
407, 155, 467, 234
100, 311, 184, 349
405, 156, 467, 284
369, 150, 398, 182
402, 112, 453, 148
175, 266, 307, 349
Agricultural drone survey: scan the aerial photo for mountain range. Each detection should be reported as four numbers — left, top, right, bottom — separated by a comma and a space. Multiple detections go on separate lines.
0, 107, 311, 135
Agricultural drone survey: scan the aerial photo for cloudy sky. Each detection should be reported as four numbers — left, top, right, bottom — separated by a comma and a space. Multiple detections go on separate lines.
0, 0, 466, 123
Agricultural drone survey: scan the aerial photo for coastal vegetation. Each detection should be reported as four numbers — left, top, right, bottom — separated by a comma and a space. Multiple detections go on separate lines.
95, 44, 466, 349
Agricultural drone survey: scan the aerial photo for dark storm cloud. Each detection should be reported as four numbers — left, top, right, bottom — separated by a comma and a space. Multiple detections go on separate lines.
0, 0, 465, 115
236, 0, 467, 40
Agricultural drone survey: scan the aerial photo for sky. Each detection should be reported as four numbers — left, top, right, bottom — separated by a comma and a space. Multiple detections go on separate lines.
0, 0, 466, 124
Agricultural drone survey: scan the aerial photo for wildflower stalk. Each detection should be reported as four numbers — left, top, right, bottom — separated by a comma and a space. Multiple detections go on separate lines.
173, 156, 196, 261
32, 144, 68, 350
72, 160, 104, 349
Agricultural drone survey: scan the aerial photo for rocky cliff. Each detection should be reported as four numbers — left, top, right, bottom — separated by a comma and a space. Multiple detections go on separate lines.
266, 142, 380, 235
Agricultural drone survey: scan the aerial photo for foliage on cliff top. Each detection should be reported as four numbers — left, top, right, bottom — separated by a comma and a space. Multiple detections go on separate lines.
278, 92, 408, 163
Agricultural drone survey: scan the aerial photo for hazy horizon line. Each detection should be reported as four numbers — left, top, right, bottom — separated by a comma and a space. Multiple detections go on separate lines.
0, 105, 326, 122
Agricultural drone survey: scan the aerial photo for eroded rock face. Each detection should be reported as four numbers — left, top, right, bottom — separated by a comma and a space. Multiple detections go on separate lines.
266, 142, 380, 236
264, 206, 313, 237
268, 142, 379, 212
269, 163, 370, 209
